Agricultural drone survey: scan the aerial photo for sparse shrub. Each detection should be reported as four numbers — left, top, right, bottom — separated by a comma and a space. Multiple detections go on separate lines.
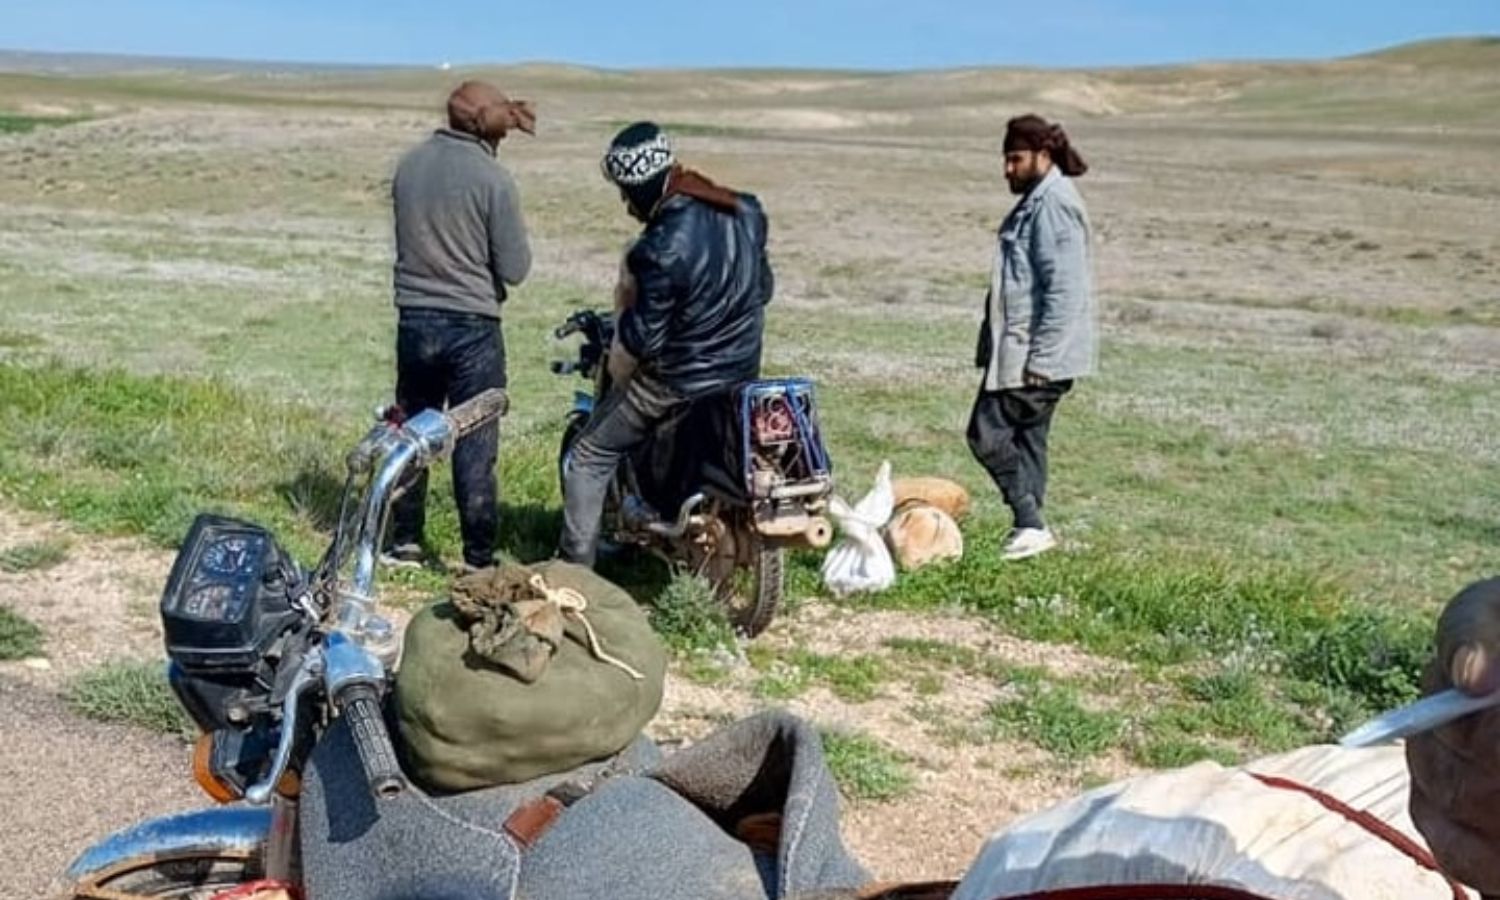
1309, 320, 1346, 341
820, 729, 915, 801
0, 538, 70, 573
0, 607, 44, 660
649, 573, 737, 653
1288, 606, 1428, 713
67, 659, 193, 737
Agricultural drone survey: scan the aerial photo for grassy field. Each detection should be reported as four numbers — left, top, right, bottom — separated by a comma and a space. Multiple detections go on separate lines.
2, 40, 1499, 789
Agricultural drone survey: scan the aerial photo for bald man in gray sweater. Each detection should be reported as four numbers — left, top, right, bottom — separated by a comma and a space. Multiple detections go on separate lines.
385, 81, 534, 572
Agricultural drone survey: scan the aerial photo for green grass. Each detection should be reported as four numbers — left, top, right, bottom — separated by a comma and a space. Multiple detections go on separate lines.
0, 112, 87, 134
0, 358, 1416, 758
0, 361, 349, 555
0, 607, 44, 660
0, 328, 43, 349
754, 662, 811, 700
849, 542, 1430, 722
751, 649, 888, 702
66, 659, 193, 737
882, 636, 989, 669
820, 729, 916, 802
1131, 734, 1239, 769
0, 359, 1434, 760
883, 637, 1047, 685
989, 681, 1124, 761
0, 538, 70, 573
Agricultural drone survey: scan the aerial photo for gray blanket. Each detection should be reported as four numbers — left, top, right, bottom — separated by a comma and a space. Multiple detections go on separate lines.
301, 710, 871, 900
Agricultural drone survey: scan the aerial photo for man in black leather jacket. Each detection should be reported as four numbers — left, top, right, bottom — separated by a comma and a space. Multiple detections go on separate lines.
558, 122, 774, 566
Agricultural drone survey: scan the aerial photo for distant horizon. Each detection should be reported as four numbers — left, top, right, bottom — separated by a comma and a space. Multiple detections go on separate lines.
5, 1, 1499, 73
2, 34, 1498, 77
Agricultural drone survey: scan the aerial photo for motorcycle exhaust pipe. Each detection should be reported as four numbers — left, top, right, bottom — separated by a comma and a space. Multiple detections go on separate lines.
804, 516, 833, 549
646, 493, 707, 540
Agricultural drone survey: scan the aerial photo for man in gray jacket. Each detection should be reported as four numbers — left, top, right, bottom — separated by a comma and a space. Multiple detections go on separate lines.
384, 81, 534, 571
969, 114, 1096, 561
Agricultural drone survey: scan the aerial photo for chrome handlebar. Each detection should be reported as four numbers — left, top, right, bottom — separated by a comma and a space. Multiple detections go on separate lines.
244, 388, 509, 806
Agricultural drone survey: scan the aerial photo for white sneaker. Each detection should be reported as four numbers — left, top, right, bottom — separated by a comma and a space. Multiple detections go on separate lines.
1002, 527, 1057, 561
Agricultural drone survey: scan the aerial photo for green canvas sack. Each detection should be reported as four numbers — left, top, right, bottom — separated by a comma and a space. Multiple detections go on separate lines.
395, 560, 667, 792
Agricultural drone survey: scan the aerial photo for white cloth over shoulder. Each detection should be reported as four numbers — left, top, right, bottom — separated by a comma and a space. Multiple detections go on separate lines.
954, 744, 1474, 900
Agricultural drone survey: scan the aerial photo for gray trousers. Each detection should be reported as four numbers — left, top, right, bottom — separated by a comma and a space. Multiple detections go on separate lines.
966, 381, 1072, 530
559, 374, 685, 566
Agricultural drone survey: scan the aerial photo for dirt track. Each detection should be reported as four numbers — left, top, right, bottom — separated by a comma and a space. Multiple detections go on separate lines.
0, 678, 199, 899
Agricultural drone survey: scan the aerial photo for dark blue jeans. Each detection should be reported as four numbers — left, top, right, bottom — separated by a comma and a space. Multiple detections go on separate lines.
389, 308, 505, 567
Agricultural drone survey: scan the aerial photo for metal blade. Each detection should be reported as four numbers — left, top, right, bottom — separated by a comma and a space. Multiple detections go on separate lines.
1339, 688, 1500, 748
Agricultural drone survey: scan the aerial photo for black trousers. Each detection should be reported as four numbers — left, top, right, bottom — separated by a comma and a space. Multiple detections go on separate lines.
389, 309, 505, 567
966, 381, 1072, 530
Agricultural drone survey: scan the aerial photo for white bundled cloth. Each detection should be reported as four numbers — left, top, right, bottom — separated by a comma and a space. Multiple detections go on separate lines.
820, 461, 896, 597
953, 743, 1474, 900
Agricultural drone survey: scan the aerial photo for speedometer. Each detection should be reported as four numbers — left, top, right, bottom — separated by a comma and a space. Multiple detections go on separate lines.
200, 536, 255, 577
178, 583, 247, 622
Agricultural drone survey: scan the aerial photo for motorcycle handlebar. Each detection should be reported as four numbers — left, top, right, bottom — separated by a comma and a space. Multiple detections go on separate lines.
445, 388, 509, 441
337, 683, 405, 799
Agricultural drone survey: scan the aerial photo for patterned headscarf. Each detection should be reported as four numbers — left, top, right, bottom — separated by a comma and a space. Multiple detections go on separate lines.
601, 122, 677, 219
602, 125, 676, 185
602, 121, 743, 222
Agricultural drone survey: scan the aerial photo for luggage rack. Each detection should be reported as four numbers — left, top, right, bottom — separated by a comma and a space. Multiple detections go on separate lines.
739, 378, 832, 497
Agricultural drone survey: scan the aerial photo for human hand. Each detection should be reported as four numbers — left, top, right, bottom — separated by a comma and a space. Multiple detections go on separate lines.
1406, 577, 1500, 895
606, 338, 638, 385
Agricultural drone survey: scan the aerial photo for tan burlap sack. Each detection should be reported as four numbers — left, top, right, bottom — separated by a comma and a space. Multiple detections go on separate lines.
884, 502, 963, 571
890, 477, 971, 521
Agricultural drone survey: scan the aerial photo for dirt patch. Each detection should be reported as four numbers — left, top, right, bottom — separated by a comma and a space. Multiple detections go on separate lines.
0, 508, 173, 689
651, 600, 1139, 880
741, 109, 914, 130
781, 603, 1126, 681
0, 678, 199, 900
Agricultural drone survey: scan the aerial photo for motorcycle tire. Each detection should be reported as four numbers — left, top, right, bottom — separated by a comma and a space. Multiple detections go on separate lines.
68, 850, 261, 899
714, 533, 784, 638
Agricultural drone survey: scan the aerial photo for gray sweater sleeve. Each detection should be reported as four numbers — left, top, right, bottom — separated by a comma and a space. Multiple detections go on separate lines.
488, 170, 532, 289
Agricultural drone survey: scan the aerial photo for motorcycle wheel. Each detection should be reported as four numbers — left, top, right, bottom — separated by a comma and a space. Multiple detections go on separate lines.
69, 850, 261, 899
709, 528, 784, 638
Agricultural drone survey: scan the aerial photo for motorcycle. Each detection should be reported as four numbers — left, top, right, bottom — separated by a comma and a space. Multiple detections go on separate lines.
63, 389, 509, 899
551, 308, 835, 637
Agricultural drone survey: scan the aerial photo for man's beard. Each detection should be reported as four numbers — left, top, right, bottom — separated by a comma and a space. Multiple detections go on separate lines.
1008, 172, 1040, 195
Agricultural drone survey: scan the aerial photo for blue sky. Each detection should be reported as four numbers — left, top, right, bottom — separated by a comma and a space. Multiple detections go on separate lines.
4, 0, 1498, 70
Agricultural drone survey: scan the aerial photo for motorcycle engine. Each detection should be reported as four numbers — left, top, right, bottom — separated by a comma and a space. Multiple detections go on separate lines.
160, 513, 307, 733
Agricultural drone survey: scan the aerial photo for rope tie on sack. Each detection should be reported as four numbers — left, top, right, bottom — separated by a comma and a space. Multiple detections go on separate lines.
527, 574, 645, 681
